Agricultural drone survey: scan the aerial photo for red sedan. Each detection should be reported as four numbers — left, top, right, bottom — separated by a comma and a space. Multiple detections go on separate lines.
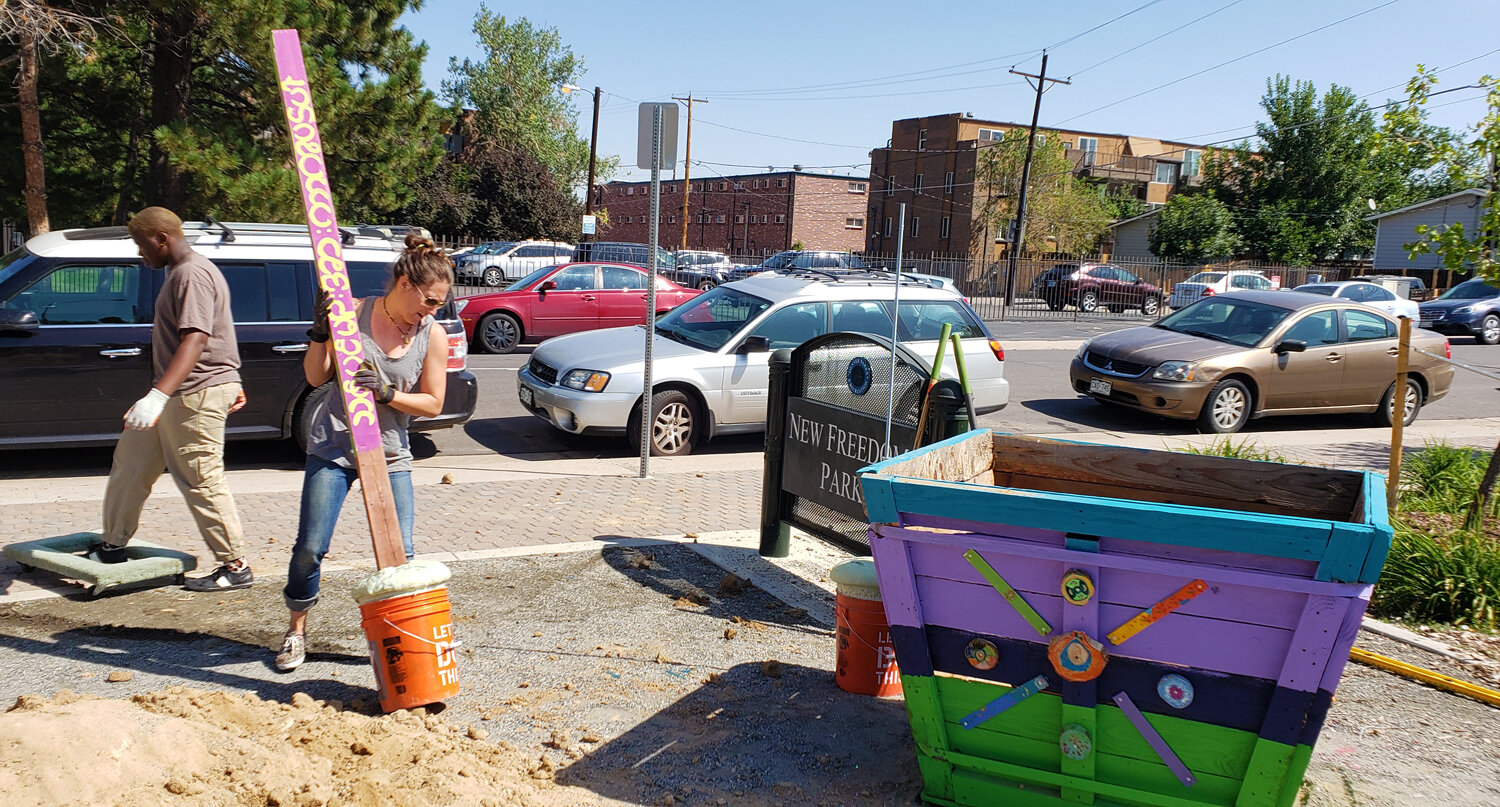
457, 262, 701, 353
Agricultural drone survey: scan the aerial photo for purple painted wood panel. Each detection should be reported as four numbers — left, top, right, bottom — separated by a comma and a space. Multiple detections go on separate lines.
915, 575, 1295, 681
905, 540, 1309, 631
869, 532, 923, 631
1317, 587, 1372, 695
1276, 595, 1354, 693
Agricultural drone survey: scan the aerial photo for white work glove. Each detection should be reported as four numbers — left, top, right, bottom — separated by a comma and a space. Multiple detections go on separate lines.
124, 389, 170, 430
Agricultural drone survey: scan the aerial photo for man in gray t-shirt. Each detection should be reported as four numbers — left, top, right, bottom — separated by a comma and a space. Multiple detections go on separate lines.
89, 207, 254, 591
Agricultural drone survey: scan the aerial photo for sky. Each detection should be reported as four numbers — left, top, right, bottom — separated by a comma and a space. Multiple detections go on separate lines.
398, 0, 1499, 188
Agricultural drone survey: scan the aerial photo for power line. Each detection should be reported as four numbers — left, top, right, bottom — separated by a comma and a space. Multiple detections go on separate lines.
1045, 0, 1166, 51
1070, 0, 1250, 78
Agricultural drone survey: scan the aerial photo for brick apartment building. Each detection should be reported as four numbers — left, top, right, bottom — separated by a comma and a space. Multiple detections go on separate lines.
596, 170, 870, 256
867, 113, 1214, 261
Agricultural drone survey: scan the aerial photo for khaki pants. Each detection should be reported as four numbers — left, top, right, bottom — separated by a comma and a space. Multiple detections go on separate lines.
101, 382, 245, 564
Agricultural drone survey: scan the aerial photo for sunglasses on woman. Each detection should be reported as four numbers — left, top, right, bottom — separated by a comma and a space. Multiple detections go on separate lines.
411, 283, 445, 308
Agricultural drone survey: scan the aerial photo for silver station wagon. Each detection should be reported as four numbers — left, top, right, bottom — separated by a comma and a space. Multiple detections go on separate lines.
517, 270, 1010, 455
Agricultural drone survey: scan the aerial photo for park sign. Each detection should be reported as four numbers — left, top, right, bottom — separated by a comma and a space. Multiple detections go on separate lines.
781, 397, 916, 522
271, 28, 406, 570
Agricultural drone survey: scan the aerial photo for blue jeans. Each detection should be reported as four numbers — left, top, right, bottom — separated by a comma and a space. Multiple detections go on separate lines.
283, 455, 414, 612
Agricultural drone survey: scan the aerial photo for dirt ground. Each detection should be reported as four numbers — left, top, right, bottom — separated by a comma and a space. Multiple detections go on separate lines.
0, 542, 1496, 806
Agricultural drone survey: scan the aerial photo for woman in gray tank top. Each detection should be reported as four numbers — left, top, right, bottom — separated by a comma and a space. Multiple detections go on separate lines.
275, 235, 454, 672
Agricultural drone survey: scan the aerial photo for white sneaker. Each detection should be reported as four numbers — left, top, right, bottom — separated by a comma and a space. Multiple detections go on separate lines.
275, 631, 306, 672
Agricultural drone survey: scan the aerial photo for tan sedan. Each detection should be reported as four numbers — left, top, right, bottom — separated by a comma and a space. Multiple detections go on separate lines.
1069, 290, 1454, 433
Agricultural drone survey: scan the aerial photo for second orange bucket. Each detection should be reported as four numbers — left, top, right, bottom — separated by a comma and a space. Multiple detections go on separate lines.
831, 559, 902, 697
359, 586, 461, 712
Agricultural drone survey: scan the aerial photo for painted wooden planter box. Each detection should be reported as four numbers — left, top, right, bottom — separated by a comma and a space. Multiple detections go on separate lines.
859, 430, 1391, 807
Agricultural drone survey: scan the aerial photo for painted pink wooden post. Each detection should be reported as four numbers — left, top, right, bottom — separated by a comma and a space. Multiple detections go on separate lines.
271, 29, 406, 570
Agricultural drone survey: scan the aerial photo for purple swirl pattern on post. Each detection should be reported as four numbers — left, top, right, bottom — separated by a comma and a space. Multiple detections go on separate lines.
271, 29, 380, 453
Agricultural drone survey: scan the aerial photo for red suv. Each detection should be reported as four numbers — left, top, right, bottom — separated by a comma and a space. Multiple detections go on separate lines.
1029, 263, 1164, 315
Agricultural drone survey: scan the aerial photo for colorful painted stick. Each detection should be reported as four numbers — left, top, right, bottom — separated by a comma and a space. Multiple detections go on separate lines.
1113, 691, 1197, 787
961, 674, 1050, 729
964, 549, 1053, 637
1107, 578, 1208, 646
272, 29, 406, 569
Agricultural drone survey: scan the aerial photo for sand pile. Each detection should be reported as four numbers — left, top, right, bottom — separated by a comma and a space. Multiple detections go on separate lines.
0, 687, 601, 807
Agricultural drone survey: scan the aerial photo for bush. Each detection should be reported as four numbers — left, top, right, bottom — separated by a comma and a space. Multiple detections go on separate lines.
1177, 437, 1286, 463
1400, 441, 1495, 519
1371, 519, 1499, 629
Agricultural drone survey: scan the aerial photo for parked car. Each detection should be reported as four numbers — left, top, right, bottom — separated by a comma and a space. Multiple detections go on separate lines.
454, 240, 574, 287
572, 241, 675, 272
0, 221, 477, 450
670, 250, 735, 290
1357, 275, 1430, 302
902, 272, 965, 300
726, 250, 868, 282
1292, 281, 1419, 320
1069, 290, 1452, 434
457, 262, 700, 354
1028, 263, 1164, 315
1167, 270, 1273, 309
516, 270, 1009, 455
1418, 278, 1500, 344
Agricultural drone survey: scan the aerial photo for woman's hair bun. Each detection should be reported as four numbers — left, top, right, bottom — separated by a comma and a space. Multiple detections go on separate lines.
404, 233, 440, 254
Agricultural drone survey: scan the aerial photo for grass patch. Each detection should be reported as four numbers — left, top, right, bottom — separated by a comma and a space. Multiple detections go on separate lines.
1176, 437, 1286, 463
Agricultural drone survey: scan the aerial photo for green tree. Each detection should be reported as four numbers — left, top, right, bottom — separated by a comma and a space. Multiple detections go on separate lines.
972, 130, 1112, 256
1204, 76, 1379, 263
442, 9, 596, 195
0, 0, 444, 228
1148, 193, 1241, 262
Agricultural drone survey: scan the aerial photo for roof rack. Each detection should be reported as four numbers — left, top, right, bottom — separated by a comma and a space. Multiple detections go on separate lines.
184, 220, 360, 246
775, 267, 933, 286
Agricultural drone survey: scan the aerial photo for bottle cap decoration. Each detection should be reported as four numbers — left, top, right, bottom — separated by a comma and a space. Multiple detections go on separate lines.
965, 638, 1000, 671
1059, 724, 1093, 761
1047, 630, 1108, 682
1158, 674, 1195, 709
1061, 570, 1095, 605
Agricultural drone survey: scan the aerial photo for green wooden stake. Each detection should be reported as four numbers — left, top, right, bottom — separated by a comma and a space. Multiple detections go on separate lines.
964, 548, 1053, 636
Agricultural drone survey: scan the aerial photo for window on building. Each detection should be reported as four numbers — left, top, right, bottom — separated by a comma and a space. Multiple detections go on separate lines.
1036, 134, 1047, 148
627, 187, 634, 195
883, 217, 892, 237
1183, 149, 1202, 178
845, 217, 864, 229
944, 171, 954, 195
848, 181, 866, 193
1077, 137, 1098, 166
761, 215, 768, 223
778, 179, 787, 188
719, 182, 727, 191
752, 179, 759, 189
911, 217, 920, 238
694, 183, 702, 192
735, 214, 744, 224
1155, 162, 1178, 185
716, 214, 725, 223
668, 185, 677, 193
884, 176, 895, 196
977, 128, 1004, 141
914, 174, 923, 194
918, 129, 927, 151
625, 216, 633, 223
775, 214, 786, 224
734, 182, 743, 190
940, 216, 951, 239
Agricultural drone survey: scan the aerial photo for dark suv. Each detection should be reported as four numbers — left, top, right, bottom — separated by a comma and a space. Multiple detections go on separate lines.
0, 221, 478, 450
1418, 278, 1500, 344
1029, 262, 1164, 315
572, 241, 674, 271
726, 250, 868, 282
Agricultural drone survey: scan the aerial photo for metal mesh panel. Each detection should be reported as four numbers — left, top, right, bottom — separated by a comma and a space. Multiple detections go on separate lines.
785, 333, 927, 555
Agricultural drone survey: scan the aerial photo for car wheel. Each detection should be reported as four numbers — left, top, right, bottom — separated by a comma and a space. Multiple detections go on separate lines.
1197, 378, 1251, 434
477, 312, 522, 354
1374, 377, 1422, 427
1078, 290, 1100, 313
697, 279, 717, 291
626, 389, 699, 456
1480, 314, 1500, 345
482, 267, 505, 287
1142, 296, 1161, 316
293, 383, 332, 453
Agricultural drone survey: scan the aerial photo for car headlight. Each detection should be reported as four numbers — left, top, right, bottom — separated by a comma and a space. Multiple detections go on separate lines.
1077, 340, 1091, 360
560, 369, 611, 392
454, 298, 469, 315
1452, 305, 1473, 315
1152, 361, 1198, 382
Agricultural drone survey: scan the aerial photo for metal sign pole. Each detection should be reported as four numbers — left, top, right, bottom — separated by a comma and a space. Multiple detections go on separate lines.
640, 106, 662, 478
884, 202, 907, 453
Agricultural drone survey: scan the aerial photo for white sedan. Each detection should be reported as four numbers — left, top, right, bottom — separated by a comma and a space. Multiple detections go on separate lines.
1292, 281, 1420, 321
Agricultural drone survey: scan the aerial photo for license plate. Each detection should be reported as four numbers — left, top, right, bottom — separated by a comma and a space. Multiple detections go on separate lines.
1089, 378, 1112, 396
519, 385, 534, 407
1046, 280, 1057, 287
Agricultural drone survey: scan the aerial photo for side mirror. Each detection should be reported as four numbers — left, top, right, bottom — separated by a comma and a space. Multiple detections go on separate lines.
1274, 339, 1307, 354
0, 308, 39, 334
737, 335, 770, 354
538, 280, 557, 292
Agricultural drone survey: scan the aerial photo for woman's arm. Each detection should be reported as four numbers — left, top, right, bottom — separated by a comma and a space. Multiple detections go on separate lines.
384, 324, 448, 418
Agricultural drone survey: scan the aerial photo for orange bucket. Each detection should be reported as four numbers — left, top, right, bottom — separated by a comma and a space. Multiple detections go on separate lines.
359, 586, 461, 712
831, 560, 902, 698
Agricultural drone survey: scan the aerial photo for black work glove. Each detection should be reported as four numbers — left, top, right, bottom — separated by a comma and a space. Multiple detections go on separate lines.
353, 360, 396, 404
307, 288, 333, 343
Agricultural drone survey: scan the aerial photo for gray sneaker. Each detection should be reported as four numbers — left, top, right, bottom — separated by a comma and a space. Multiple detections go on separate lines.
275, 631, 306, 672
183, 563, 253, 591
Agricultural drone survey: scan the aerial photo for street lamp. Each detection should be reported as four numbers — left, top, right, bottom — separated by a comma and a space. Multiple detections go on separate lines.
561, 84, 601, 224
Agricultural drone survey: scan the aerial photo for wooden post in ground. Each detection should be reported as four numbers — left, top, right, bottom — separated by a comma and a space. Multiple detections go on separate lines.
1386, 316, 1411, 513
272, 29, 406, 569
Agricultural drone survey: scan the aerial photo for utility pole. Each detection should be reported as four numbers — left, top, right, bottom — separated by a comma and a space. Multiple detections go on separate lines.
585, 87, 601, 218
1004, 52, 1070, 305
673, 94, 707, 250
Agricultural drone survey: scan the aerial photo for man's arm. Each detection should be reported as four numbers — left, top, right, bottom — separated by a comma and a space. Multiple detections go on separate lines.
156, 329, 209, 395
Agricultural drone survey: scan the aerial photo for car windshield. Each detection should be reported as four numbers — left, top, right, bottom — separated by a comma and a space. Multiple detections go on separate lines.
505, 265, 562, 291
477, 241, 516, 255
0, 247, 33, 287
1296, 285, 1336, 296
1156, 298, 1292, 347
1184, 272, 1225, 284
653, 285, 773, 351
1439, 281, 1500, 301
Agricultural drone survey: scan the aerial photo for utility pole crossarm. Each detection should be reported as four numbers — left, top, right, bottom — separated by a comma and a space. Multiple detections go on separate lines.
1002, 51, 1070, 306
672, 94, 707, 250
